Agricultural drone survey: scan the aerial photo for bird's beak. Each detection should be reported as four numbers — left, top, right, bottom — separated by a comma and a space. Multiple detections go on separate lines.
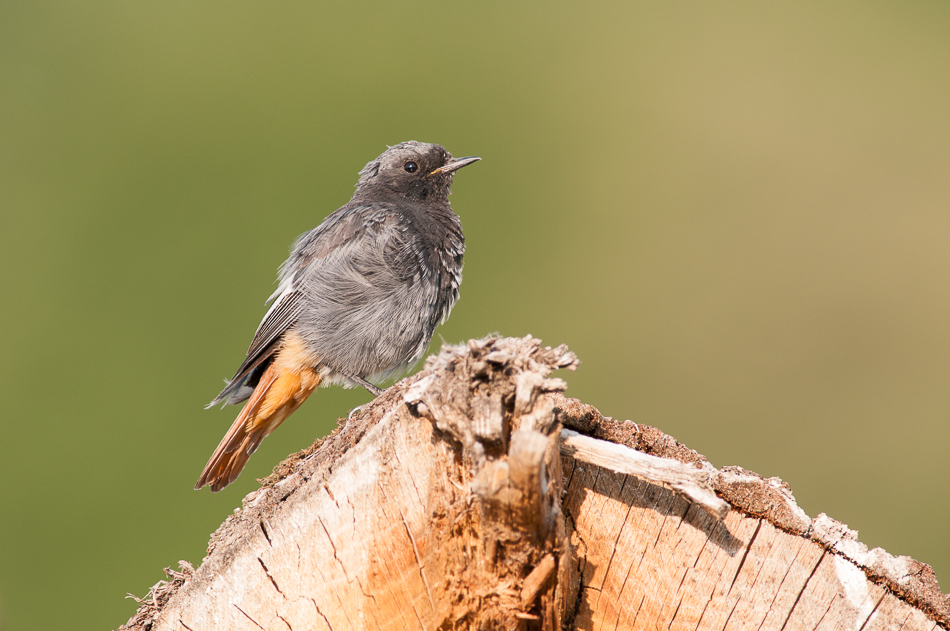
429, 156, 481, 176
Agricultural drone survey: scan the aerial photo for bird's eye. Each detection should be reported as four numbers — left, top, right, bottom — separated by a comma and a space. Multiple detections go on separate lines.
404, 161, 418, 173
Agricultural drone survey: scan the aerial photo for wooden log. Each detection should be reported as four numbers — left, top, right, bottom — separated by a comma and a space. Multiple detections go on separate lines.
118, 336, 949, 631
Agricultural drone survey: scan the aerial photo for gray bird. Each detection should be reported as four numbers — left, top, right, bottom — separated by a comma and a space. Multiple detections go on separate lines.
196, 141, 480, 492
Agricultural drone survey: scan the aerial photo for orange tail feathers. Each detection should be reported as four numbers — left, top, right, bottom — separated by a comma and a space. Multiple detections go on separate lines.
196, 353, 321, 492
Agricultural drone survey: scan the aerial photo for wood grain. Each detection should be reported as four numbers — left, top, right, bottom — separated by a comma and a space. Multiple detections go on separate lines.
118, 337, 948, 631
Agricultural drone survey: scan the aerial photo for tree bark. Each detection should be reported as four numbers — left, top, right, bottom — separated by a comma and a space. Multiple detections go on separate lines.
119, 336, 949, 631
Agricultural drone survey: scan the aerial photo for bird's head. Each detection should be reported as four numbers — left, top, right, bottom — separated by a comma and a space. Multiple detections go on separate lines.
355, 141, 480, 202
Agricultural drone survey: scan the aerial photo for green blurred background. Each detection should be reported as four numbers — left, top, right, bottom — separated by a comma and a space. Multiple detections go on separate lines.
2, 1, 949, 629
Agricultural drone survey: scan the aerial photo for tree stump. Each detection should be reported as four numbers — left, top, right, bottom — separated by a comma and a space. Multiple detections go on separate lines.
119, 336, 949, 630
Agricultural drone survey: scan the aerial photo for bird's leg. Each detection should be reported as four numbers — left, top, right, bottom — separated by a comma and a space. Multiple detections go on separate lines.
336, 370, 384, 421
338, 369, 385, 397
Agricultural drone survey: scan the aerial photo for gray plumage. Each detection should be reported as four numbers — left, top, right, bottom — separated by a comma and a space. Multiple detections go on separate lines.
209, 141, 479, 407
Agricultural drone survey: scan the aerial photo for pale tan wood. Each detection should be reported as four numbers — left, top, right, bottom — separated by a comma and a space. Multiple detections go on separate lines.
722, 521, 824, 631
785, 552, 886, 630
118, 337, 948, 631
863, 593, 939, 631
560, 429, 727, 519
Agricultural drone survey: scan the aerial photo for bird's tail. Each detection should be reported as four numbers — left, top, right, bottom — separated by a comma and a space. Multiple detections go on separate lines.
195, 356, 321, 492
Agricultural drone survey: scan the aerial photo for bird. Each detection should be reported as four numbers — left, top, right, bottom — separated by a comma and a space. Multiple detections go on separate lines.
195, 141, 480, 492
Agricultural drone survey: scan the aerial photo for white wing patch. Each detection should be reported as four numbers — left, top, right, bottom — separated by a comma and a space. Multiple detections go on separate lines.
260, 271, 297, 329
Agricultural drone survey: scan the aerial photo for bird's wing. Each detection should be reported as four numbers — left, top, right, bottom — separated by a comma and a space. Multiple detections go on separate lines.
208, 204, 403, 407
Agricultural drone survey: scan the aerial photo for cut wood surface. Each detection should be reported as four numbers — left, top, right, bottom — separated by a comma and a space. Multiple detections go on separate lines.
119, 336, 948, 631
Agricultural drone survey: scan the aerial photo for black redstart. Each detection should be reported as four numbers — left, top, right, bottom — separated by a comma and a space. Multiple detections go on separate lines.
196, 141, 480, 492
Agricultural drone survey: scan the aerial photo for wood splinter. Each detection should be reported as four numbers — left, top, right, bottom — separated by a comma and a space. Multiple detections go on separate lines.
520, 553, 557, 608
559, 428, 729, 519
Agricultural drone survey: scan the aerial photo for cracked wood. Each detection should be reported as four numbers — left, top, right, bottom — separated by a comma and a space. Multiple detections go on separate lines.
117, 337, 948, 631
